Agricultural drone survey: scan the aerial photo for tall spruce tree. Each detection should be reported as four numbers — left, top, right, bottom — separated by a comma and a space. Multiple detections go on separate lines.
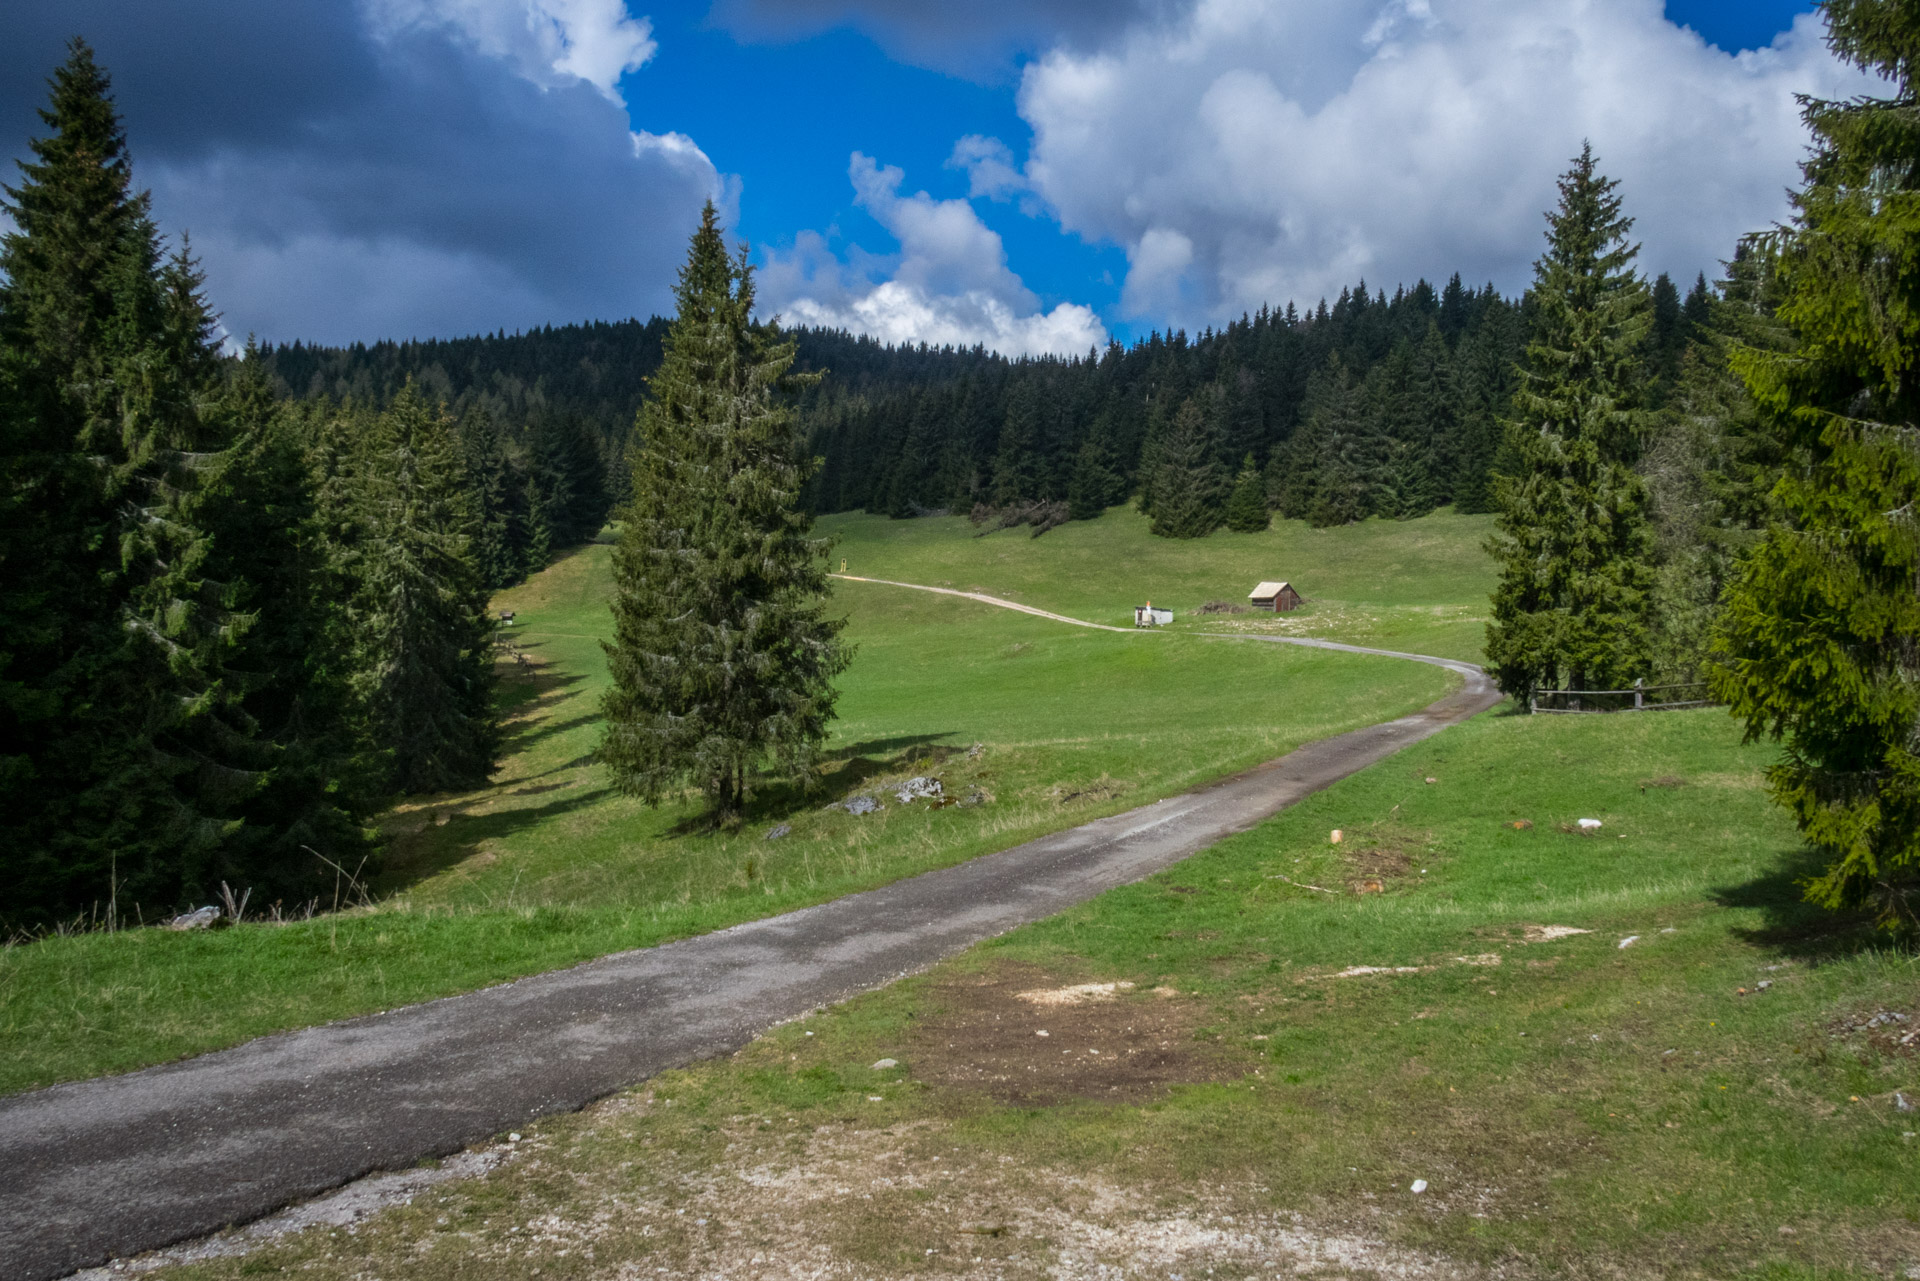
197, 350, 372, 889
346, 387, 498, 795
0, 41, 257, 920
1148, 395, 1228, 538
1484, 145, 1655, 698
601, 204, 849, 822
1711, 0, 1920, 925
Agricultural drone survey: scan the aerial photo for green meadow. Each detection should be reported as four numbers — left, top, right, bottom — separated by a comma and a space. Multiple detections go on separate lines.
828, 504, 1499, 661
171, 708, 1920, 1281
0, 507, 1475, 1095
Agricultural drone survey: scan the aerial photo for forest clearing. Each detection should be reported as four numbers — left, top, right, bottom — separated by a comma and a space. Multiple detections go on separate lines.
8, 7, 1920, 1278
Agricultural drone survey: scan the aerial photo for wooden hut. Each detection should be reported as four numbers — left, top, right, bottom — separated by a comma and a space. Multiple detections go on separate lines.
1247, 580, 1302, 613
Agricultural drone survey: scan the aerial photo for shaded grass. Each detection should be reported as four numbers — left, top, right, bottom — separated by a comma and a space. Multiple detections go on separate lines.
0, 519, 1461, 1095
171, 709, 1920, 1280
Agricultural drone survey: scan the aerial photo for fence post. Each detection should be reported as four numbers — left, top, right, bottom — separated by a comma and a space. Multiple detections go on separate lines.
1634, 678, 1644, 711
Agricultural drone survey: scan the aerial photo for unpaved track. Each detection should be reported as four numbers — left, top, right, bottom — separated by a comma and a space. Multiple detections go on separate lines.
0, 583, 1499, 1281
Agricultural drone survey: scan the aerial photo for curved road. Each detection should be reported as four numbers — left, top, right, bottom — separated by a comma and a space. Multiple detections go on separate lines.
0, 581, 1500, 1281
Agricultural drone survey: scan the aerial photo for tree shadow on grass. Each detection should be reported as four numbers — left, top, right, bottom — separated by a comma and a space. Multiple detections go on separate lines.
494, 667, 588, 732
1711, 844, 1893, 963
655, 732, 964, 837
372, 783, 617, 896
503, 710, 600, 756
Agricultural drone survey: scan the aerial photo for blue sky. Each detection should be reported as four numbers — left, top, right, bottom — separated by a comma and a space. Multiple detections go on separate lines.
0, 1, 1848, 351
647, 0, 1822, 345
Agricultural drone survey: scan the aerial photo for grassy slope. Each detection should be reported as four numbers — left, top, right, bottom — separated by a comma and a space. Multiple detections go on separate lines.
187, 710, 1920, 1281
824, 503, 1499, 662
0, 508, 1471, 1095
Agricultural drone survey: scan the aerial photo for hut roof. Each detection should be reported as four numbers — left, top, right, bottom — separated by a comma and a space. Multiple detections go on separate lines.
1248, 581, 1292, 598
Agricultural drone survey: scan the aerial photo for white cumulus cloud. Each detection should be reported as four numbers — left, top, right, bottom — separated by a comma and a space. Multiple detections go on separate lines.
760, 152, 1108, 358
363, 0, 656, 100
1002, 0, 1875, 327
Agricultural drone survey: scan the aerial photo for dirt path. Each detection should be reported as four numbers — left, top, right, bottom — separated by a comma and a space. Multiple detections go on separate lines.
830, 574, 1142, 631
0, 585, 1500, 1281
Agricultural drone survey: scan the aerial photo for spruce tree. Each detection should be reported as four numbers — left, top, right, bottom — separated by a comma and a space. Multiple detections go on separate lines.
601, 204, 849, 822
458, 406, 525, 589
990, 379, 1044, 507
1484, 145, 1655, 699
1225, 453, 1270, 532
1066, 413, 1125, 520
0, 42, 255, 919
1148, 395, 1228, 538
1404, 322, 1459, 514
1279, 354, 1384, 527
197, 350, 372, 889
1711, 0, 1920, 924
1451, 299, 1524, 513
346, 387, 498, 795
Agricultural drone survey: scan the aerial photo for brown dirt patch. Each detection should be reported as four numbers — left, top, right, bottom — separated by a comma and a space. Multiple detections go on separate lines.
1340, 824, 1428, 892
907, 963, 1236, 1104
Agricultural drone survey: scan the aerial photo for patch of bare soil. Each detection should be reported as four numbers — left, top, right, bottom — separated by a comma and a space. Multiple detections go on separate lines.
99, 1100, 1480, 1281
570, 1107, 1469, 1281
908, 963, 1236, 1104
1340, 824, 1430, 893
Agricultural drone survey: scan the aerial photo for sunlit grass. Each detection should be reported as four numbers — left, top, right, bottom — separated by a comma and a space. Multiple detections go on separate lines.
823, 501, 1498, 661
180, 709, 1920, 1280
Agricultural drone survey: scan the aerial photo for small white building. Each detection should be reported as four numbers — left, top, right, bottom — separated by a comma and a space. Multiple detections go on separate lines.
1134, 602, 1174, 628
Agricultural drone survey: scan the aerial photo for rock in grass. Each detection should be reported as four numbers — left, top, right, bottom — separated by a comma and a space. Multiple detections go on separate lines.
765, 823, 792, 841
1577, 817, 1603, 830
843, 795, 882, 816
167, 906, 221, 931
871, 1058, 898, 1070
895, 777, 942, 803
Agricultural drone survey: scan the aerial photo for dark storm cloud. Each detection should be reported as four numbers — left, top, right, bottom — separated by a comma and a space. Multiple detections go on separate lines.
0, 2, 380, 159
1, 2, 721, 344
704, 0, 1184, 78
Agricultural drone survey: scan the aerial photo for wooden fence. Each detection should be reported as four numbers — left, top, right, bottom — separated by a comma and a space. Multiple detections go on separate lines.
1528, 681, 1713, 714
